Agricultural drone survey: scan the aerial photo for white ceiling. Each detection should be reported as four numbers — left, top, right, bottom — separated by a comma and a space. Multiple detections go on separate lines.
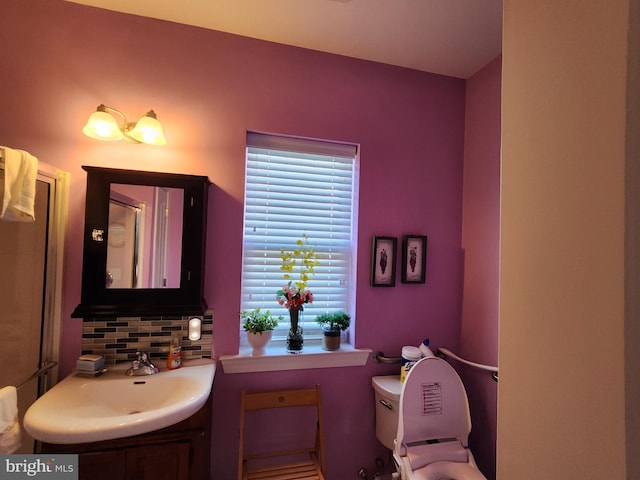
66, 0, 502, 79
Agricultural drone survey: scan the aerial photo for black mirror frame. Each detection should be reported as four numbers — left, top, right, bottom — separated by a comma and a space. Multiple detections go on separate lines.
71, 166, 210, 318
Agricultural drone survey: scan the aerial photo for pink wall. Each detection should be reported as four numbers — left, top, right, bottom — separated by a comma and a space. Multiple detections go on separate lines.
460, 56, 502, 480
0, 1, 488, 478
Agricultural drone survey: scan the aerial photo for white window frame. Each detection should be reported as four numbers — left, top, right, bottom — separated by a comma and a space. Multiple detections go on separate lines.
240, 132, 359, 348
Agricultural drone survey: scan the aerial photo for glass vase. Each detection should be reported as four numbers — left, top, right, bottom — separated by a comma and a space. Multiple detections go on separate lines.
287, 307, 304, 353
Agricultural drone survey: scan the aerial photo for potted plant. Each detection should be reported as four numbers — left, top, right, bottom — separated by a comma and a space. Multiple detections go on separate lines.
315, 311, 351, 351
241, 308, 281, 355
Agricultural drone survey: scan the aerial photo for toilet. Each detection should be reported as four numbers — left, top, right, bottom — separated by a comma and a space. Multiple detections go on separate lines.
372, 356, 487, 480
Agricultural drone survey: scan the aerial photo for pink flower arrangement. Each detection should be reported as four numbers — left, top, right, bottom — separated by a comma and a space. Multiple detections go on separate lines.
277, 282, 314, 310
276, 234, 320, 311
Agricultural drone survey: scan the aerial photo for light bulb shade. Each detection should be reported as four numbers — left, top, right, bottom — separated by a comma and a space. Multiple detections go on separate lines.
128, 111, 167, 145
82, 110, 124, 141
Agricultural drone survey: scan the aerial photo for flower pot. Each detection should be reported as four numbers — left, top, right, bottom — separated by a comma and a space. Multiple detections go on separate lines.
247, 330, 272, 356
322, 328, 341, 351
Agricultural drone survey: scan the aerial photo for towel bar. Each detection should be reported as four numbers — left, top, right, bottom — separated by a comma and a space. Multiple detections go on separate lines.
14, 361, 57, 391
374, 352, 402, 364
374, 349, 498, 382
437, 348, 498, 382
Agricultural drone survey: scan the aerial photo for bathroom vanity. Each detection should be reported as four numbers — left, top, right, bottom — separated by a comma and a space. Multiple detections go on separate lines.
41, 166, 214, 478
25, 360, 216, 480
39, 396, 211, 480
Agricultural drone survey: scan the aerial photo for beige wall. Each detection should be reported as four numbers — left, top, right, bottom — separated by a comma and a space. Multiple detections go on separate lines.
499, 1, 636, 478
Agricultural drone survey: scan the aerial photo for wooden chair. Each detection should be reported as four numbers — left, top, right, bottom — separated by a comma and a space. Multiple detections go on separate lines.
238, 385, 326, 480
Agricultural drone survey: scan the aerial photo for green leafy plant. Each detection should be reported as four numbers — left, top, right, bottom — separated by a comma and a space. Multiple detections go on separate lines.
241, 308, 282, 334
315, 311, 351, 332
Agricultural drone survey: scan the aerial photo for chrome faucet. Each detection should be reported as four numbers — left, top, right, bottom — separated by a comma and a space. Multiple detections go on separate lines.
126, 352, 159, 376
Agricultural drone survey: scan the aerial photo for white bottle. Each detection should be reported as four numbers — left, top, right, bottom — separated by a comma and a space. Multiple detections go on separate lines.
400, 346, 422, 383
419, 338, 435, 358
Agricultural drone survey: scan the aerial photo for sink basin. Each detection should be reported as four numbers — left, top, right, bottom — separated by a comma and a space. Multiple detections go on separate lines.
24, 358, 215, 444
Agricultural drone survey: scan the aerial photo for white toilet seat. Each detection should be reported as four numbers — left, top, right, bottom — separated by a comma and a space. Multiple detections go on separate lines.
409, 460, 488, 480
392, 357, 488, 480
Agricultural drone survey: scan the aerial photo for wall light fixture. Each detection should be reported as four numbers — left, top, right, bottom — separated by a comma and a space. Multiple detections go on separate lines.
83, 104, 167, 145
188, 317, 202, 341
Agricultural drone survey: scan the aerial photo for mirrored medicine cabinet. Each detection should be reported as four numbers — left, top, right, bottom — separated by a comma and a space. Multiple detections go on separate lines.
72, 166, 210, 318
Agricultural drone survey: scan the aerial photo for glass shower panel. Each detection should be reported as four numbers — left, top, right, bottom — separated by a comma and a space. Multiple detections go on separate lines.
0, 174, 50, 453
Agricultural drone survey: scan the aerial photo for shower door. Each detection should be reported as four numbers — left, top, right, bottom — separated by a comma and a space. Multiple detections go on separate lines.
0, 170, 61, 453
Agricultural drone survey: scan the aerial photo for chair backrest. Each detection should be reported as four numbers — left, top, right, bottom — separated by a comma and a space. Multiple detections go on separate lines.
395, 356, 472, 455
238, 385, 326, 479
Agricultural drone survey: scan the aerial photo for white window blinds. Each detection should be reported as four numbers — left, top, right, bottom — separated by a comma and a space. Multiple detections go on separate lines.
241, 132, 358, 343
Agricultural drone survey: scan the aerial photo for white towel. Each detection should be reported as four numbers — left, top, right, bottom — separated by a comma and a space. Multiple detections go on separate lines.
1, 146, 38, 222
0, 386, 21, 454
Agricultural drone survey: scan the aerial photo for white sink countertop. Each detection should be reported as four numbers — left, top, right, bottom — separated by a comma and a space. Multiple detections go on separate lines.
24, 358, 215, 444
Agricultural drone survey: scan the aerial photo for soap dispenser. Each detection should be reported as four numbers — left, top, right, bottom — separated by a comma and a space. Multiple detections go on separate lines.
167, 333, 183, 369
419, 338, 435, 358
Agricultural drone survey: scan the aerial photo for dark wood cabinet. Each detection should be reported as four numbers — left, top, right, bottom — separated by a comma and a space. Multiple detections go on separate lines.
124, 442, 190, 480
77, 450, 126, 479
71, 166, 210, 318
75, 441, 191, 480
40, 397, 211, 480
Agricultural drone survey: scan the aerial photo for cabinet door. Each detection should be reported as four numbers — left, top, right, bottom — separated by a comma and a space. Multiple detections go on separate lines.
125, 441, 190, 480
79, 450, 127, 480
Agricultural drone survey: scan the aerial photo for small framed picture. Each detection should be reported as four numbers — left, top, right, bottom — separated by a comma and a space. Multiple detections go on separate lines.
401, 235, 427, 284
370, 236, 397, 287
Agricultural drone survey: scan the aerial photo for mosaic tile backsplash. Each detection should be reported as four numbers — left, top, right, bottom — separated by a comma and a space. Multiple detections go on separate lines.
82, 312, 213, 365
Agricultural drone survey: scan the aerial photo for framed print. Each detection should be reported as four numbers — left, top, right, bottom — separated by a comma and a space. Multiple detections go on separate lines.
370, 236, 397, 287
401, 235, 427, 284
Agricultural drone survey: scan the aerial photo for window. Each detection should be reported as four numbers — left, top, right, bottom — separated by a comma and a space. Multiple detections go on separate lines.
240, 132, 359, 346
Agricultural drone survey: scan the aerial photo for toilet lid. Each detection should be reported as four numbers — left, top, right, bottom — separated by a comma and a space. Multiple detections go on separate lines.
409, 460, 487, 480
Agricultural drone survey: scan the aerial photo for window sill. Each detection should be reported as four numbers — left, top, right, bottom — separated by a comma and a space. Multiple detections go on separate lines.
219, 343, 372, 374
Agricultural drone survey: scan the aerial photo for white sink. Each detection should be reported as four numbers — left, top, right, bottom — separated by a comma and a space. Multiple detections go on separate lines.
24, 358, 215, 444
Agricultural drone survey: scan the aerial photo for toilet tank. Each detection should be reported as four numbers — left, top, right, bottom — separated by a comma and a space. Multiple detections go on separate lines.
372, 375, 402, 450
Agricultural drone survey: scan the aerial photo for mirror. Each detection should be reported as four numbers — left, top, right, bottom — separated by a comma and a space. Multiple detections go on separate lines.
72, 166, 210, 318
107, 184, 183, 289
